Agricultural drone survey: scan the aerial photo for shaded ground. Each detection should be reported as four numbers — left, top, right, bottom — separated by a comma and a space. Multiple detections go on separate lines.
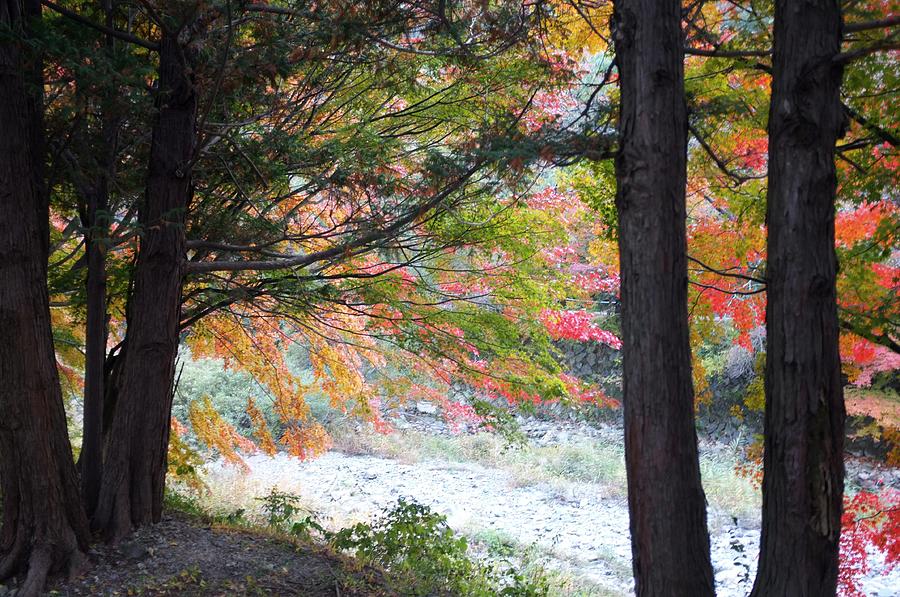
45, 513, 391, 596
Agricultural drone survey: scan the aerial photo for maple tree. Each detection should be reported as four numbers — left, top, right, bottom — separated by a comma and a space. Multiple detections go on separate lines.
37, 0, 620, 543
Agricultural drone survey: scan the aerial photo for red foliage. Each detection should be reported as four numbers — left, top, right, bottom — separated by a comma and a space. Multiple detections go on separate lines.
839, 489, 900, 596
835, 201, 897, 248
539, 309, 622, 349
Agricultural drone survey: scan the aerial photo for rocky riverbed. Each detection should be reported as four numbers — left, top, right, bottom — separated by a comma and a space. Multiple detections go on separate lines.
202, 419, 899, 596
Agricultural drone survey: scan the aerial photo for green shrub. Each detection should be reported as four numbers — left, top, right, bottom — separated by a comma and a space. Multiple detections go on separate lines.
329, 499, 551, 596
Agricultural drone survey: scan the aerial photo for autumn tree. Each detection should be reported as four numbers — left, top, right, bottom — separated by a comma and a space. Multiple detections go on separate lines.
0, 0, 90, 592
610, 0, 714, 594
38, 0, 581, 539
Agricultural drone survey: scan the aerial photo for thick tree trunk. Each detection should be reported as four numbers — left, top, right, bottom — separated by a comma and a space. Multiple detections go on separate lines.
610, 1, 715, 595
0, 0, 91, 593
92, 32, 196, 541
750, 2, 846, 595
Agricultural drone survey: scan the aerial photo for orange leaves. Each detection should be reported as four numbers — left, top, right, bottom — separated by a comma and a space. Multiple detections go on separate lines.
845, 389, 900, 428
280, 423, 331, 460
246, 398, 278, 456
835, 201, 897, 248
188, 396, 255, 469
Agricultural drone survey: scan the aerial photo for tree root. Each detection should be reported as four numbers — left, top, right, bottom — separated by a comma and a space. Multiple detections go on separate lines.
0, 533, 89, 597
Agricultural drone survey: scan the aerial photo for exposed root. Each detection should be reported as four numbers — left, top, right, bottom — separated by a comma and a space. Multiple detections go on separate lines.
18, 545, 52, 597
0, 534, 89, 597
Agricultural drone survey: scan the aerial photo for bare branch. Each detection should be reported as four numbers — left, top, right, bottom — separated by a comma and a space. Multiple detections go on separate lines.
844, 15, 900, 34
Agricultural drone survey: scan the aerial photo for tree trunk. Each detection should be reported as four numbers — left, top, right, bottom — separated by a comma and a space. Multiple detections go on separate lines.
610, 1, 715, 595
750, 1, 846, 595
78, 0, 119, 520
80, 173, 109, 517
92, 31, 196, 541
0, 0, 91, 593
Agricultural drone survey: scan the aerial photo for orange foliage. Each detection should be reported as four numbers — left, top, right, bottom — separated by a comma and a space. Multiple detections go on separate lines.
188, 396, 256, 469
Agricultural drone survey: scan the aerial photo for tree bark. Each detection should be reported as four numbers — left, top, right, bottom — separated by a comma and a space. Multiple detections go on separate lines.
0, 0, 91, 593
750, 1, 846, 595
80, 167, 110, 517
78, 0, 119, 517
610, 1, 715, 595
92, 31, 196, 541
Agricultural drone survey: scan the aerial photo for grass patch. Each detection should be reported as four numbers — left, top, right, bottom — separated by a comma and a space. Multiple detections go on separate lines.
331, 425, 758, 522
466, 527, 627, 597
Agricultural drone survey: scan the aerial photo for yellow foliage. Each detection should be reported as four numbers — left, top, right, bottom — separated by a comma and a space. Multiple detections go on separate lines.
246, 397, 278, 456
188, 395, 255, 469
168, 418, 207, 493
280, 423, 332, 460
544, 1, 612, 54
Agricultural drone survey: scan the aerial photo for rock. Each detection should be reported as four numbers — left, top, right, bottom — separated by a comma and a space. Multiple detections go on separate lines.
415, 401, 438, 415
120, 541, 149, 561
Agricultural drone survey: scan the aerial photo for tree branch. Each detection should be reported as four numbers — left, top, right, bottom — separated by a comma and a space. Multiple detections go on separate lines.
844, 15, 900, 34
688, 123, 766, 183
834, 40, 900, 64
687, 255, 767, 285
685, 47, 770, 58
185, 161, 483, 274
41, 0, 158, 50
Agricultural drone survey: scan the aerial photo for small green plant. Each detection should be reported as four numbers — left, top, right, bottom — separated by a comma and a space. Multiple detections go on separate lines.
329, 499, 550, 596
164, 488, 206, 518
289, 514, 327, 541
256, 488, 307, 529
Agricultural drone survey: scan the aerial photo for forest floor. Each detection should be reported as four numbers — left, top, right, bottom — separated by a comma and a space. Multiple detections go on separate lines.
44, 512, 393, 597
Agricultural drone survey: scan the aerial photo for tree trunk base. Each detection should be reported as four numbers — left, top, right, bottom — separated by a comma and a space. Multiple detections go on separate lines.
0, 529, 88, 597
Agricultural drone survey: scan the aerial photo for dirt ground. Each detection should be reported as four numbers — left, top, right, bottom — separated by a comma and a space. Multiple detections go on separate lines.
43, 513, 392, 596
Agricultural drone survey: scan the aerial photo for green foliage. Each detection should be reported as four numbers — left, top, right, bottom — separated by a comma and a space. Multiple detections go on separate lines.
256, 488, 308, 530
560, 160, 618, 239
329, 499, 550, 596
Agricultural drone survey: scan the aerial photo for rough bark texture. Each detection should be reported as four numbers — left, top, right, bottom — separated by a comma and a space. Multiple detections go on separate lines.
750, 1, 846, 595
610, 1, 715, 595
93, 32, 196, 541
0, 0, 91, 593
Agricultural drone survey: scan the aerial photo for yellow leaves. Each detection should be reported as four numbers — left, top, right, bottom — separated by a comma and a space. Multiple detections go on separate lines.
743, 374, 765, 413
691, 330, 712, 406
168, 418, 207, 493
544, 1, 612, 55
246, 398, 278, 456
280, 423, 332, 460
188, 395, 255, 469
587, 235, 619, 274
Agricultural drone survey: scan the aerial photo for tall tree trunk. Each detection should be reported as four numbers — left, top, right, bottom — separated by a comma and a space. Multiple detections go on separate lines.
93, 31, 196, 541
0, 0, 91, 593
79, 0, 119, 517
610, 1, 715, 595
750, 1, 846, 595
80, 166, 110, 517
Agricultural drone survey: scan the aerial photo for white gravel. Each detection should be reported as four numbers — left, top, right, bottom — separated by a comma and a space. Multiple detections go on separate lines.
203, 439, 898, 596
